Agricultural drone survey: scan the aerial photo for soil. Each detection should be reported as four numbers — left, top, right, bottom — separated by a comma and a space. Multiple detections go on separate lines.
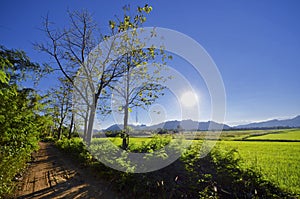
15, 142, 119, 199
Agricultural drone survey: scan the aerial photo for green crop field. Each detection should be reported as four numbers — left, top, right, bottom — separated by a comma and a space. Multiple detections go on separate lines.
211, 140, 300, 194
182, 129, 294, 141
90, 129, 300, 195
246, 129, 300, 140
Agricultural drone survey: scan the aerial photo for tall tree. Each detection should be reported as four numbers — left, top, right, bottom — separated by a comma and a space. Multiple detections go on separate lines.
110, 39, 171, 149
108, 5, 172, 149
36, 5, 156, 145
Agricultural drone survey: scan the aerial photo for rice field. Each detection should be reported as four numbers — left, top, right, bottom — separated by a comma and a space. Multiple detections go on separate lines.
246, 129, 300, 141
91, 129, 300, 195
216, 141, 300, 194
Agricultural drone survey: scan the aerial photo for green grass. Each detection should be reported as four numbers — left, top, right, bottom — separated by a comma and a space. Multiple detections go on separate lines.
93, 137, 155, 147
246, 129, 300, 140
90, 130, 300, 195
58, 134, 300, 197
184, 129, 283, 140
216, 141, 300, 194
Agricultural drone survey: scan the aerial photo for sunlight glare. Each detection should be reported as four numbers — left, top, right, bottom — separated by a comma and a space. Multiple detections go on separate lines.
180, 91, 199, 107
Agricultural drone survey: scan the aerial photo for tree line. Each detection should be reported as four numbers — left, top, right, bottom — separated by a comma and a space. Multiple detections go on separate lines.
1, 4, 170, 195
0, 45, 53, 195
36, 4, 171, 148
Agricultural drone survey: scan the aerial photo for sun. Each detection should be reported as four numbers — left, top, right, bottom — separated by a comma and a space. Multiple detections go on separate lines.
180, 91, 199, 107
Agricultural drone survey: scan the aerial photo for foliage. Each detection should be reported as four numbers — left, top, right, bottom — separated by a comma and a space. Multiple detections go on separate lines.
130, 135, 172, 153
107, 4, 172, 149
0, 46, 52, 197
56, 137, 92, 163
37, 4, 171, 147
156, 128, 169, 134
105, 130, 121, 137
54, 135, 296, 198
0, 45, 50, 86
179, 142, 293, 198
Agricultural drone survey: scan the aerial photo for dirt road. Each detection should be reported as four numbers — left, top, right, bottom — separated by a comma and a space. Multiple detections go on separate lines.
16, 142, 118, 199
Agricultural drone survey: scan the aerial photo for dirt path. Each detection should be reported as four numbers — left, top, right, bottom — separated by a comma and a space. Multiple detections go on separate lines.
16, 142, 118, 199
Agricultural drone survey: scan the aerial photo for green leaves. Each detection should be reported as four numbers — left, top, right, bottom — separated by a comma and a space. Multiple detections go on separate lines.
0, 45, 42, 85
0, 85, 49, 195
109, 20, 116, 29
0, 70, 8, 84
138, 4, 153, 14
0, 46, 53, 196
112, 4, 153, 33
118, 106, 123, 111
143, 4, 153, 13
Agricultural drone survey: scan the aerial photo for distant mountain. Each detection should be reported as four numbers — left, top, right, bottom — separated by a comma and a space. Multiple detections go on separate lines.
104, 124, 148, 131
105, 124, 123, 131
104, 119, 230, 131
235, 115, 300, 129
148, 120, 230, 131
104, 115, 300, 132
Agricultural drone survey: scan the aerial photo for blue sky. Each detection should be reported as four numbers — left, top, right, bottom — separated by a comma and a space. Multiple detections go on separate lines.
1, 0, 300, 127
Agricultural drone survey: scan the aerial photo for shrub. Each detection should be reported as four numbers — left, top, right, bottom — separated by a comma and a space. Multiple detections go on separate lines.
54, 137, 294, 198
56, 138, 92, 163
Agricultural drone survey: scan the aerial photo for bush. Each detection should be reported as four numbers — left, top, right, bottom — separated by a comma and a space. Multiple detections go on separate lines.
180, 142, 293, 198
0, 146, 36, 196
0, 88, 50, 196
54, 137, 294, 198
0, 45, 53, 197
129, 135, 172, 153
41, 136, 56, 143
56, 138, 92, 163
105, 131, 120, 137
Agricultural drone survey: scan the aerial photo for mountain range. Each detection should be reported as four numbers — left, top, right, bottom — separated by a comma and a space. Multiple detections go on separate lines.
105, 120, 230, 131
235, 115, 300, 129
104, 115, 300, 131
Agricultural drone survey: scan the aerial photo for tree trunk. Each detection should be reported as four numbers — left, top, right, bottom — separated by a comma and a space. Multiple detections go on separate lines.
122, 104, 129, 149
86, 95, 97, 146
68, 112, 74, 139
58, 122, 63, 140
83, 106, 89, 141
122, 67, 130, 150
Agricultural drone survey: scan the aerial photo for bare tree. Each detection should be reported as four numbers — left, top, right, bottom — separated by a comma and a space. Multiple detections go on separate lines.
36, 6, 156, 145
49, 78, 72, 139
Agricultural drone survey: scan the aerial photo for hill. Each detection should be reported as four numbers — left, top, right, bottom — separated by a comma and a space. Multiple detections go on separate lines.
104, 115, 300, 131
104, 119, 230, 131
235, 115, 300, 129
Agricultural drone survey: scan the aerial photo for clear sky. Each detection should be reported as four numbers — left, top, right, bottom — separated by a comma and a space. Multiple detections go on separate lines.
1, 0, 300, 127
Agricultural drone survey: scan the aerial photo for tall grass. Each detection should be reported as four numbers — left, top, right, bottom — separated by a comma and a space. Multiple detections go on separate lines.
217, 141, 300, 194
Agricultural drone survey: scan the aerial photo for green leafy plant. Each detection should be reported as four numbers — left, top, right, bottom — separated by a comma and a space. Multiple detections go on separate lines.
0, 46, 53, 197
